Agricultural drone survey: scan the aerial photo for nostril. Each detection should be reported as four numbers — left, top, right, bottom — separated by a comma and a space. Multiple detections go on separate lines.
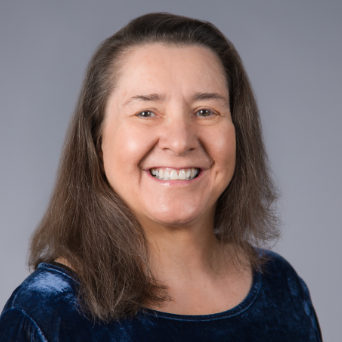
159, 125, 198, 155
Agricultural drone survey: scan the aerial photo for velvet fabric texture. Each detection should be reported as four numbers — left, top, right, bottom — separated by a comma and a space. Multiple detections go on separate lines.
0, 250, 322, 341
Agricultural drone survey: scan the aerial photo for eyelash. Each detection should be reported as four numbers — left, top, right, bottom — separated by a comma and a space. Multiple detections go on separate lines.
136, 108, 217, 118
194, 109, 215, 117
136, 110, 155, 118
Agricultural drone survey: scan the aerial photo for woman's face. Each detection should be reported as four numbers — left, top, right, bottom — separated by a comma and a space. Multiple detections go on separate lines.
102, 44, 236, 230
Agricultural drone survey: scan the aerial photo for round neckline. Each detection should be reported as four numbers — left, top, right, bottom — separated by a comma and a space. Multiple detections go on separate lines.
39, 261, 261, 322
141, 269, 261, 321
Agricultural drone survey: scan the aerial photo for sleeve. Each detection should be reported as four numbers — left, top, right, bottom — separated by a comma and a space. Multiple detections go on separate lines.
0, 308, 48, 342
299, 278, 323, 342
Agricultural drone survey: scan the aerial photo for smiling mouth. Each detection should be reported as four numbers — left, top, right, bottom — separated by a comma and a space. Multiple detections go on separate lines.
150, 167, 200, 181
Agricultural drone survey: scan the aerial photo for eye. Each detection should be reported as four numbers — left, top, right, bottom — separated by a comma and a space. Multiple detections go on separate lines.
137, 110, 156, 118
195, 109, 214, 117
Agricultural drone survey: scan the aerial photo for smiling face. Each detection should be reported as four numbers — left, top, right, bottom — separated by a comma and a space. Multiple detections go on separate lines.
102, 44, 236, 231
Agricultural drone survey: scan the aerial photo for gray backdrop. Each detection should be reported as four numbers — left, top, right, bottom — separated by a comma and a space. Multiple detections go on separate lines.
1, 0, 341, 340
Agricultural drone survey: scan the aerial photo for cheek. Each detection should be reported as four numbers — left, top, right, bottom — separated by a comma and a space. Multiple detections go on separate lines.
220, 127, 236, 170
210, 124, 236, 201
102, 121, 155, 182
204, 123, 236, 172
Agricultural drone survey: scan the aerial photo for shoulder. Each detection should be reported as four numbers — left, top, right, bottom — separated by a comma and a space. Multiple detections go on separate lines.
255, 249, 322, 341
0, 263, 88, 341
2, 263, 79, 314
258, 249, 308, 292
259, 249, 299, 275
257, 249, 311, 300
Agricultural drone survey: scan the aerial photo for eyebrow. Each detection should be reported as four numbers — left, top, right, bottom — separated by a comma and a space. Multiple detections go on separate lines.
124, 93, 165, 106
124, 92, 229, 106
191, 92, 229, 105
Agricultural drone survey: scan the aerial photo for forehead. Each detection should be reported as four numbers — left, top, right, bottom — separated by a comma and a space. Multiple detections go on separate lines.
112, 43, 228, 99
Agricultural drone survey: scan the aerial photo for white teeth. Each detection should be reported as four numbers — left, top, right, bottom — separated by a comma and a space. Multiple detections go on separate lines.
158, 169, 164, 179
150, 168, 200, 181
179, 170, 186, 180
170, 170, 178, 180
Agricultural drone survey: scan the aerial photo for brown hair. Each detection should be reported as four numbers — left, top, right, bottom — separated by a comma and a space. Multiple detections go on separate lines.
29, 12, 279, 321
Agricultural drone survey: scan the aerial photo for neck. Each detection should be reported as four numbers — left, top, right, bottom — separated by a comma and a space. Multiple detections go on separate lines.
141, 218, 252, 315
142, 215, 235, 284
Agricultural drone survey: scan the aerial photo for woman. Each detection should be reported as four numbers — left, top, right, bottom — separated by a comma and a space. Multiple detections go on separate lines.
0, 13, 322, 341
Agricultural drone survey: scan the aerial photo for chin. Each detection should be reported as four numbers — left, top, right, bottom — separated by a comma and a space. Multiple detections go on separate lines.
156, 217, 196, 228
146, 206, 208, 228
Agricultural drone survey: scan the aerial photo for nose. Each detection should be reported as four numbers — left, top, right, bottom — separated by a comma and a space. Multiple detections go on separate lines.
158, 112, 198, 156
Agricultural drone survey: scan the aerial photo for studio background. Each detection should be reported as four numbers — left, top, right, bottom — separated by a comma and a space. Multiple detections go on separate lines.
1, 1, 341, 340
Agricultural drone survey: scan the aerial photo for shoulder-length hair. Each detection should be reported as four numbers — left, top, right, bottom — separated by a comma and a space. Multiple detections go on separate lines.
29, 12, 279, 321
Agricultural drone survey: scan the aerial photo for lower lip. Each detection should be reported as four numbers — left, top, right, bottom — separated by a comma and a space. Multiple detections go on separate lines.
146, 169, 204, 185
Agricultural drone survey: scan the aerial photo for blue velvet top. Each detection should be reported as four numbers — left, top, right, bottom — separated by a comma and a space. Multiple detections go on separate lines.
0, 250, 322, 341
